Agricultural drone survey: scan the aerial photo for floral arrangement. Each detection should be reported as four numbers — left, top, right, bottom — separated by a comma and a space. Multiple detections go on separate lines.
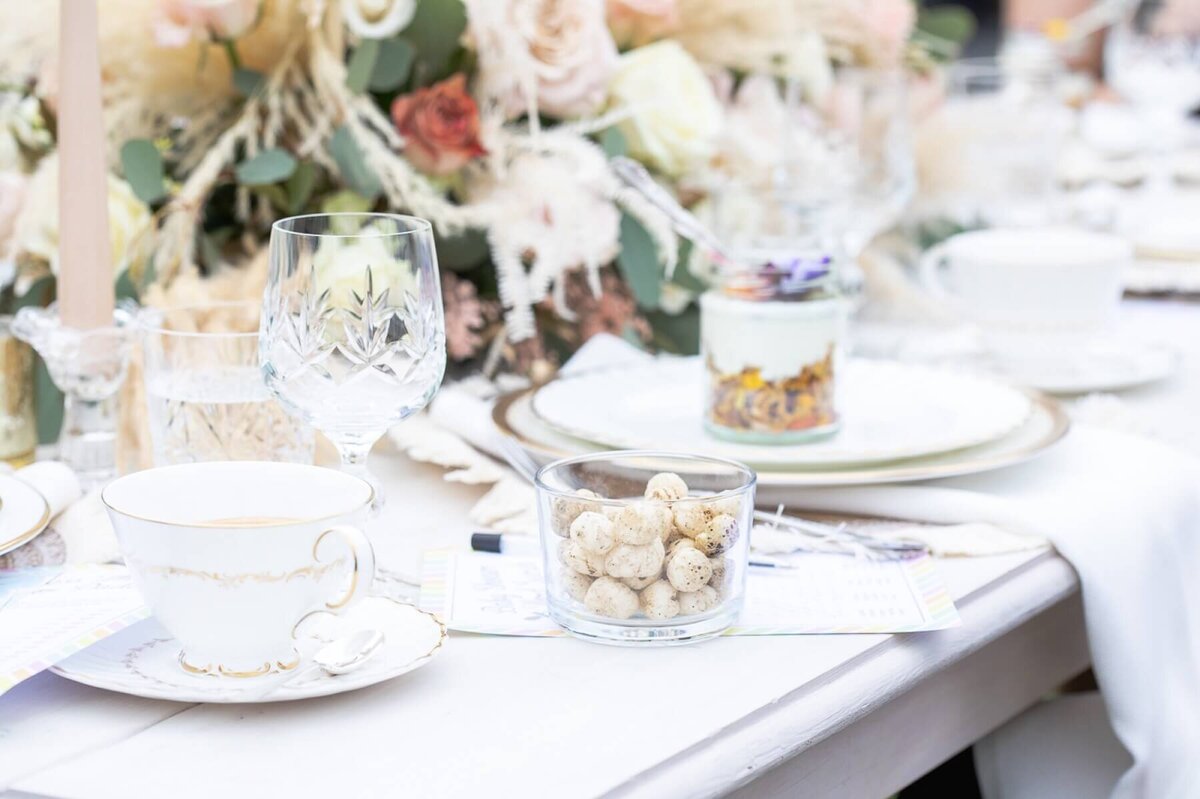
0, 0, 971, 379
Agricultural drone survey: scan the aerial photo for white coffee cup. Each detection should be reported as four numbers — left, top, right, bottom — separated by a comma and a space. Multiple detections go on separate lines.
103, 462, 375, 677
919, 227, 1131, 352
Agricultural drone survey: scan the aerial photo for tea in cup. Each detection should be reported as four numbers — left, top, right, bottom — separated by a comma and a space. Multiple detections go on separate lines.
102, 461, 375, 677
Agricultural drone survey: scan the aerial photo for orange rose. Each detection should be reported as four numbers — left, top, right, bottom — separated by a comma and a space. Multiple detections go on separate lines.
390, 75, 488, 176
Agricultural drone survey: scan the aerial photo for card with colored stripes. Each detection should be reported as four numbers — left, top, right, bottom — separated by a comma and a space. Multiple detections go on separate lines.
419, 549, 959, 637
0, 564, 149, 695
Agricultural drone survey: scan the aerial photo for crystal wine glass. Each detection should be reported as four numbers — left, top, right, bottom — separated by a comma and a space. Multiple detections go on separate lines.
261, 214, 446, 510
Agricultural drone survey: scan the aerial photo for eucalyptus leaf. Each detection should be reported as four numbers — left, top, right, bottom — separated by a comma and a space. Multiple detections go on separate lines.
321, 189, 374, 215
329, 126, 381, 199
647, 306, 700, 355
114, 269, 139, 302
346, 39, 381, 94
370, 38, 415, 92
669, 239, 707, 293
119, 139, 166, 204
401, 0, 467, 84
233, 68, 264, 97
616, 213, 661, 310
235, 149, 297, 185
285, 161, 318, 213
437, 228, 490, 272
34, 356, 62, 444
599, 127, 627, 158
917, 5, 976, 48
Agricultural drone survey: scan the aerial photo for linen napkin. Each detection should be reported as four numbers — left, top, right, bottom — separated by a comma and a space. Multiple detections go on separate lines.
782, 428, 1200, 799
0, 461, 119, 569
504, 334, 1200, 797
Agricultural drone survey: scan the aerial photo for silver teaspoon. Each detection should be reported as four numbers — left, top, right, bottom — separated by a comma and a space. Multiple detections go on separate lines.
234, 628, 386, 702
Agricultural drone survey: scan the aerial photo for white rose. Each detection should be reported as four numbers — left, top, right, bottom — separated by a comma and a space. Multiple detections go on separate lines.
0, 95, 51, 172
310, 222, 418, 309
609, 41, 722, 177
341, 0, 416, 39
10, 154, 153, 279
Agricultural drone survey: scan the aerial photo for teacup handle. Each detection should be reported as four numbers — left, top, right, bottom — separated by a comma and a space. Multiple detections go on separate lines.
917, 242, 955, 302
314, 524, 377, 610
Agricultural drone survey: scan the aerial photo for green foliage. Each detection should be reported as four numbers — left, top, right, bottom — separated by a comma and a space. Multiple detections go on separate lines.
321, 189, 374, 215
232, 68, 265, 97
370, 38, 415, 92
646, 306, 700, 355
285, 161, 318, 214
437, 228, 490, 272
616, 214, 661, 310
235, 148, 297, 185
119, 140, 167, 204
346, 39, 381, 94
401, 0, 468, 86
600, 127, 627, 158
915, 4, 977, 58
329, 126, 382, 199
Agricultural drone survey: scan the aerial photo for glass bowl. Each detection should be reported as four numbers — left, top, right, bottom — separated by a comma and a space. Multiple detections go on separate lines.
535, 451, 756, 645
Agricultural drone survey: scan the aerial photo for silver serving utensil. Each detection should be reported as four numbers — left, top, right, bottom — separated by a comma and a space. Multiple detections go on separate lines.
609, 156, 741, 270
492, 433, 923, 561
234, 628, 385, 702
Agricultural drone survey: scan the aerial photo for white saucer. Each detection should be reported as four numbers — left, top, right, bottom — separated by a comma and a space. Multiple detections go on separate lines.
988, 340, 1177, 395
0, 475, 51, 556
52, 597, 446, 703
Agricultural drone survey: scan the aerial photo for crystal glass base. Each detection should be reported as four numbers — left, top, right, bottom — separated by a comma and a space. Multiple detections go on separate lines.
11, 304, 135, 488
548, 600, 741, 647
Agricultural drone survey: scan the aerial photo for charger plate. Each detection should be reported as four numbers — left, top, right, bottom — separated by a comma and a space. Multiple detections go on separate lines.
495, 386, 1069, 487
531, 358, 1033, 469
0, 475, 51, 556
52, 597, 446, 703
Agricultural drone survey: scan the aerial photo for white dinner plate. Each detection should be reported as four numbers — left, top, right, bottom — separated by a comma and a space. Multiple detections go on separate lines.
0, 475, 51, 556
52, 597, 446, 703
988, 339, 1178, 395
531, 358, 1033, 469
495, 386, 1069, 487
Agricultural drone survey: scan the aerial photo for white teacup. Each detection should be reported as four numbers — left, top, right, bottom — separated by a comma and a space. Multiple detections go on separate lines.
103, 462, 375, 677
919, 227, 1131, 354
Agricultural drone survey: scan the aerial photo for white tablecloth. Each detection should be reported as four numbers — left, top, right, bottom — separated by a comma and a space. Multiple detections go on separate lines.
533, 304, 1200, 798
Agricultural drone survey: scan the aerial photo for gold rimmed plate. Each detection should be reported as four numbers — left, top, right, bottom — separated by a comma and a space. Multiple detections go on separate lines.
0, 475, 51, 557
493, 387, 1070, 487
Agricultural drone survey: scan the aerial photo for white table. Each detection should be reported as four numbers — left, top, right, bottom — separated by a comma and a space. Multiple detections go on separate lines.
0, 299, 1194, 799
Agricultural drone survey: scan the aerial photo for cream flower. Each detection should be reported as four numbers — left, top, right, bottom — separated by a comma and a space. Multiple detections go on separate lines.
606, 0, 679, 46
310, 224, 419, 310
10, 155, 152, 279
469, 149, 620, 339
0, 172, 27, 278
153, 0, 261, 47
0, 95, 52, 172
341, 0, 417, 39
609, 41, 722, 177
466, 0, 619, 119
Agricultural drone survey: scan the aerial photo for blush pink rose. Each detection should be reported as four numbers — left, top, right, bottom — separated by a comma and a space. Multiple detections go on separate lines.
859, 0, 916, 65
606, 0, 679, 47
467, 0, 619, 119
154, 0, 261, 47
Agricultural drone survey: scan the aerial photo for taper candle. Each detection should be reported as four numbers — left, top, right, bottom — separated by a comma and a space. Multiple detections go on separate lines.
56, 0, 114, 330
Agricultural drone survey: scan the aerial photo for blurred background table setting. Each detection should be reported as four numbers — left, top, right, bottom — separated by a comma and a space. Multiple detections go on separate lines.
1, 0, 1199, 797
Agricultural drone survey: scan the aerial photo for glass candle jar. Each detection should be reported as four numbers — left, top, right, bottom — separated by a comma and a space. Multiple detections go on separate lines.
535, 451, 755, 645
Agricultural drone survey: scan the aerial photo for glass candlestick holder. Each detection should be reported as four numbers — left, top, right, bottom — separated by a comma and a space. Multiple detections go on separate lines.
12, 304, 136, 488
